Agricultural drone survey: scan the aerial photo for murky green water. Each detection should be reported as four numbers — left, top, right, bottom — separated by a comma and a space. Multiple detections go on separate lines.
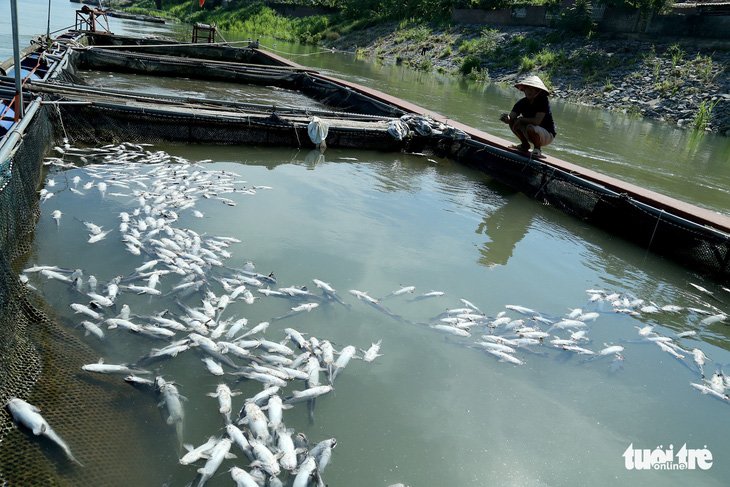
26, 143, 730, 487
5, 3, 730, 487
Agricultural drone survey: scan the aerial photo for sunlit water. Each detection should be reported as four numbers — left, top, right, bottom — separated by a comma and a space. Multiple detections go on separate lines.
26, 143, 730, 487
4, 3, 730, 486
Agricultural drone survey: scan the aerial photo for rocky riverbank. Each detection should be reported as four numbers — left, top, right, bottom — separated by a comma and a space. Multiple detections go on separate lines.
326, 23, 730, 135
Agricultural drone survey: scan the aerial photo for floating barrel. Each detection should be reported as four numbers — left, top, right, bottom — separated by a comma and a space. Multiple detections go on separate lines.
4, 68, 41, 81
0, 101, 15, 135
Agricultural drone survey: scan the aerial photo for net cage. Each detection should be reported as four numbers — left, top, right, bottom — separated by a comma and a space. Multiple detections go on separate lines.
1, 30, 730, 486
51, 89, 730, 282
0, 103, 177, 486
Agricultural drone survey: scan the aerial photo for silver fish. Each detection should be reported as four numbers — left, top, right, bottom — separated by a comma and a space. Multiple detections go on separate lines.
207, 384, 240, 424
82, 360, 150, 375
6, 397, 83, 466
230, 466, 260, 487
283, 385, 333, 405
179, 436, 218, 465
292, 456, 317, 487
486, 349, 524, 365
155, 377, 185, 446
196, 438, 235, 487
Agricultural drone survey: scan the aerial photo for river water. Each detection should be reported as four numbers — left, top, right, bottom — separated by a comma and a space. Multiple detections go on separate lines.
5, 3, 730, 487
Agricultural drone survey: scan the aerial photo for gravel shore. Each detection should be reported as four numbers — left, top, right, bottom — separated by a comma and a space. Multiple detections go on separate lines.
327, 23, 730, 135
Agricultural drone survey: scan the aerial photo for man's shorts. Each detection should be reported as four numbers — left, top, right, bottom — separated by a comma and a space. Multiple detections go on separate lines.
532, 125, 554, 147
521, 125, 554, 147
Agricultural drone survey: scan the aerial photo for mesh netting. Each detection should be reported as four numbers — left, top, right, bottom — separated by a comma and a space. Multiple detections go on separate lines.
438, 137, 730, 279
0, 105, 175, 486
57, 102, 406, 152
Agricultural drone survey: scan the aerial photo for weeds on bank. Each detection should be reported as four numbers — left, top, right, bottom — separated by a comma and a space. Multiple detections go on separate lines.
395, 23, 432, 43
458, 28, 501, 56
624, 105, 643, 119
656, 78, 681, 97
692, 99, 719, 130
411, 58, 434, 72
688, 53, 716, 82
466, 67, 490, 82
123, 6, 177, 19
665, 43, 686, 67
460, 54, 482, 76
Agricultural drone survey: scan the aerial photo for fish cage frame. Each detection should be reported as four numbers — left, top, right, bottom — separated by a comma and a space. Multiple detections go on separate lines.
74, 7, 111, 34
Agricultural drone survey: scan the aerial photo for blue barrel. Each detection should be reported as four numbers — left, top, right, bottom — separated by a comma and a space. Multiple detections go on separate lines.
4, 67, 40, 80
1, 101, 15, 134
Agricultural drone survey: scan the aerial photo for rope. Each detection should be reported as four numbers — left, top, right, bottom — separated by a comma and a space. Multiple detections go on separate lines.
534, 165, 557, 199
645, 209, 664, 261
54, 102, 70, 144
72, 39, 254, 50
259, 44, 341, 57
73, 38, 342, 57
49, 24, 78, 36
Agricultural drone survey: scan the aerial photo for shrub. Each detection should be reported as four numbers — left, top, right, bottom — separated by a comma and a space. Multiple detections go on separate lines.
519, 55, 536, 72
556, 0, 596, 37
459, 54, 482, 76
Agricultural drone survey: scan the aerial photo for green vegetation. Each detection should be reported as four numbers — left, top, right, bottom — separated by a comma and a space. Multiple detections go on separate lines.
458, 28, 500, 56
665, 43, 686, 67
411, 57, 434, 72
555, 0, 596, 37
624, 105, 643, 118
692, 99, 719, 131
112, 0, 717, 105
459, 54, 482, 76
688, 53, 715, 82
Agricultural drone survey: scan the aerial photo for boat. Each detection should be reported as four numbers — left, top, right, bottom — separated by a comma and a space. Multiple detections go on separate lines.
106, 9, 167, 24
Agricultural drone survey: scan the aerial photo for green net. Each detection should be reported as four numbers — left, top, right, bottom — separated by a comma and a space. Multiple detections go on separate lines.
0, 105, 175, 486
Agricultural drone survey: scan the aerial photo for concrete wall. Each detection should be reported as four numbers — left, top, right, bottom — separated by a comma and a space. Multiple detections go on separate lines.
595, 7, 641, 33
452, 7, 551, 27
452, 6, 730, 39
268, 3, 339, 18
647, 13, 730, 38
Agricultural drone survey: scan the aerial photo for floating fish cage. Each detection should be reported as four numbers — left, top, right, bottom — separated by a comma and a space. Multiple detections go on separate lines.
33, 32, 730, 280
1, 28, 730, 486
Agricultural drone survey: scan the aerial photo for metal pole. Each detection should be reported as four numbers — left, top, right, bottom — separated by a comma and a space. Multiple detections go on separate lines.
46, 0, 52, 41
10, 0, 25, 118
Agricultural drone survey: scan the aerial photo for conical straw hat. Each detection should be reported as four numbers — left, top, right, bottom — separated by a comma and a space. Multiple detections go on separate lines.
514, 75, 549, 94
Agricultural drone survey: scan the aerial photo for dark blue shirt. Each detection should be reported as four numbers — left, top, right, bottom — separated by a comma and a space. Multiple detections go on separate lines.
512, 93, 556, 136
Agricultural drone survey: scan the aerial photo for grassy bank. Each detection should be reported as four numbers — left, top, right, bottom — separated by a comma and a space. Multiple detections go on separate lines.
115, 0, 373, 44
111, 1, 728, 134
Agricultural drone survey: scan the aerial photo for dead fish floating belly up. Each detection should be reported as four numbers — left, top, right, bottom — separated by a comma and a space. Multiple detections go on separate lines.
82, 359, 151, 376
381, 285, 415, 300
283, 385, 334, 405
271, 303, 319, 322
179, 436, 219, 466
505, 304, 537, 316
430, 324, 472, 337
403, 290, 445, 304
361, 340, 382, 362
690, 382, 730, 403
6, 397, 83, 466
485, 349, 524, 365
